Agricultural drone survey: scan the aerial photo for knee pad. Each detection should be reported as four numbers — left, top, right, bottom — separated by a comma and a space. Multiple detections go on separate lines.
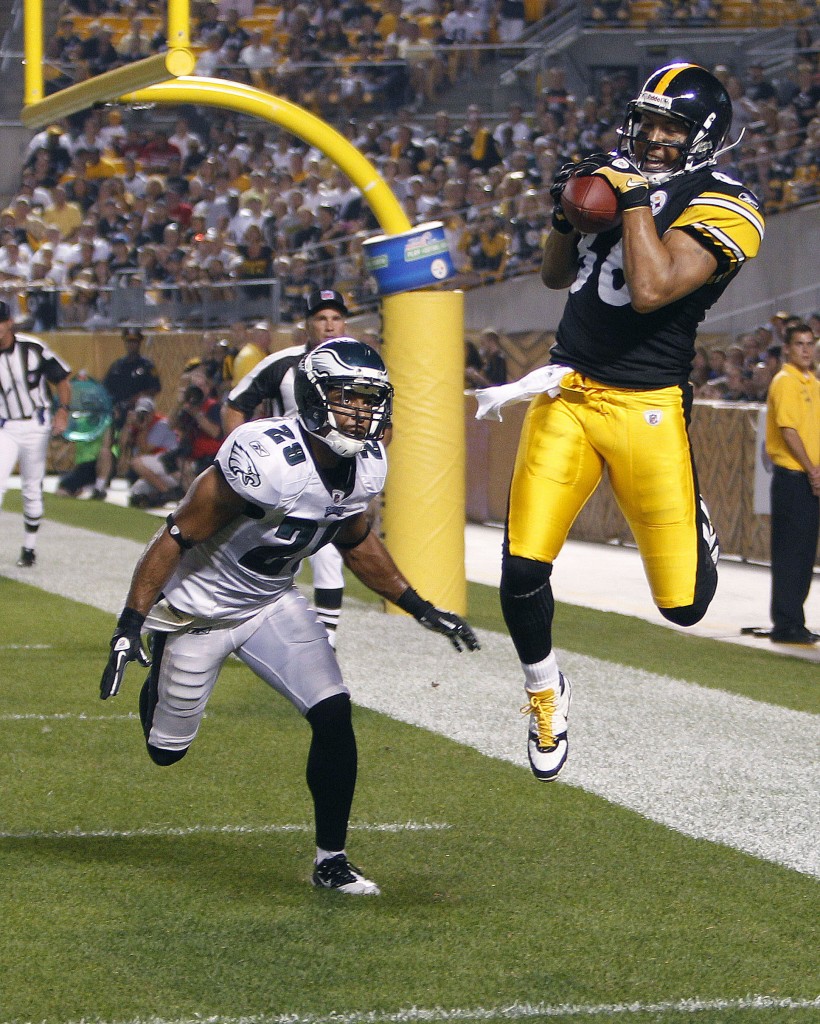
146, 743, 188, 767
500, 552, 553, 597
500, 553, 555, 665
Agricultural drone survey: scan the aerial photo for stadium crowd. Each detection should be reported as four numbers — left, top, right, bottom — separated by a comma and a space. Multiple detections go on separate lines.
2, 1, 817, 402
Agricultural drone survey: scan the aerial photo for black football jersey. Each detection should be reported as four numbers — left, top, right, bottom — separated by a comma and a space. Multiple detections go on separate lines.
550, 168, 764, 388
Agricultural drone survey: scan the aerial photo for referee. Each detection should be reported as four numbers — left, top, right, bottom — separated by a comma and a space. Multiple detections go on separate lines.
0, 300, 71, 567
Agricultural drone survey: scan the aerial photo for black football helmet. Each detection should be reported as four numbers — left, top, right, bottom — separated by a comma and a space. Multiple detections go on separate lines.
618, 63, 733, 183
294, 337, 393, 457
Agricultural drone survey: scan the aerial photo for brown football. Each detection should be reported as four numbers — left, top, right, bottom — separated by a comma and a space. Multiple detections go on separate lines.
561, 173, 621, 234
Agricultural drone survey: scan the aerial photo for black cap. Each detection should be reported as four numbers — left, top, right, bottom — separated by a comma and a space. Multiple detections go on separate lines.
0, 300, 11, 322
305, 288, 348, 318
122, 326, 144, 342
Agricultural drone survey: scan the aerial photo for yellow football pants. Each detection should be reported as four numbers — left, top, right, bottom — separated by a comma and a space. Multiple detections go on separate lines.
507, 372, 700, 610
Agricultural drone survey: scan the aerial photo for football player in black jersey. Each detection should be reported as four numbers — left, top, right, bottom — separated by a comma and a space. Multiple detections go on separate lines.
500, 63, 764, 782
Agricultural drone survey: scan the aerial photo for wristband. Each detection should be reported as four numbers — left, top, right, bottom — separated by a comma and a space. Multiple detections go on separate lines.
116, 606, 146, 633
551, 207, 575, 235
396, 586, 433, 619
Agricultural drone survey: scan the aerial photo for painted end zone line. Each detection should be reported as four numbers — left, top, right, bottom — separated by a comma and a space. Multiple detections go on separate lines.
0, 821, 451, 840
48, 994, 820, 1024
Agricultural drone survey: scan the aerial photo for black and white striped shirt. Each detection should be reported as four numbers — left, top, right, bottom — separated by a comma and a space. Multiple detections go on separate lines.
0, 332, 71, 421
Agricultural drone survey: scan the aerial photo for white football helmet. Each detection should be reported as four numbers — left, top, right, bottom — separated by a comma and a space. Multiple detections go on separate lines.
294, 337, 393, 457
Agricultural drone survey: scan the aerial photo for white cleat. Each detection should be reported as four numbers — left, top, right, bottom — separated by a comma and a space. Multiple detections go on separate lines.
312, 854, 381, 895
522, 673, 572, 781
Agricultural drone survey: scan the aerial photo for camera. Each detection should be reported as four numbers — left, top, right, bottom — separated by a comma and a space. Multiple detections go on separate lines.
183, 384, 204, 407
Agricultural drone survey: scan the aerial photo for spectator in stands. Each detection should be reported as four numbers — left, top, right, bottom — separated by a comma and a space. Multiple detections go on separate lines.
117, 17, 153, 61
239, 29, 277, 85
441, 0, 482, 85
194, 31, 227, 76
454, 104, 503, 172
401, 20, 444, 107
497, 0, 526, 43
235, 224, 275, 299
463, 210, 510, 285
41, 184, 83, 240
80, 21, 120, 76
745, 63, 778, 106
46, 14, 83, 68
508, 188, 548, 270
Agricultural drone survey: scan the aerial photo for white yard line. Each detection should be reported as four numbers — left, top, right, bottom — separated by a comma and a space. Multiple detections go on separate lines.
1, 512, 818, 878
34, 994, 820, 1024
0, 821, 451, 841
1, 712, 138, 721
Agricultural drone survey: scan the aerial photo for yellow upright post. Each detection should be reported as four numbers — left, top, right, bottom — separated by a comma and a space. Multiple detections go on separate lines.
167, 0, 190, 49
23, 0, 44, 105
382, 290, 466, 615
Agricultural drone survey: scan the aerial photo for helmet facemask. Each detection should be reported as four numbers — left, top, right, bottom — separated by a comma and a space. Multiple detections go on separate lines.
618, 103, 700, 183
313, 378, 392, 457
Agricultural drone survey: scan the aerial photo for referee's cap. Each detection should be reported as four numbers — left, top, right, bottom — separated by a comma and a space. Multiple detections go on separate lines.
0, 300, 12, 322
305, 288, 348, 319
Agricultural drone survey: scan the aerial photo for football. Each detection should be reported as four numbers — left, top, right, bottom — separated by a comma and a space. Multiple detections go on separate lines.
561, 173, 622, 234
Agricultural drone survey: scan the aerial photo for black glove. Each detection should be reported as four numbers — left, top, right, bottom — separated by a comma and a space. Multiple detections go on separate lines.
573, 152, 650, 211
549, 160, 579, 234
100, 607, 150, 700
396, 588, 481, 653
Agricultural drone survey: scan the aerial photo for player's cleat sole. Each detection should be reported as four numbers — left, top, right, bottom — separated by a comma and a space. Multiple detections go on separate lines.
522, 673, 572, 782
311, 854, 380, 895
16, 547, 36, 568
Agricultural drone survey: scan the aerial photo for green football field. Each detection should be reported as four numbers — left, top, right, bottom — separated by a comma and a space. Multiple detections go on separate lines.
0, 493, 817, 1024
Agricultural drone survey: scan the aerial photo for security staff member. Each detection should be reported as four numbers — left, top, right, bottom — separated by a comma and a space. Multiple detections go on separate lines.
0, 299, 71, 566
765, 321, 820, 644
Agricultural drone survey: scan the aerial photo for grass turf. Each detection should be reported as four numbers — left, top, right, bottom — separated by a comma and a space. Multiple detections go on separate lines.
0, 496, 818, 1022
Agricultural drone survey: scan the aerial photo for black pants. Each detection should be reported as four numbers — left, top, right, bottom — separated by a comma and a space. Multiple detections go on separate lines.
770, 466, 819, 632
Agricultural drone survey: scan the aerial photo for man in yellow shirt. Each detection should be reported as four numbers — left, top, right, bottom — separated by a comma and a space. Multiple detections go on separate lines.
765, 321, 820, 643
41, 184, 83, 239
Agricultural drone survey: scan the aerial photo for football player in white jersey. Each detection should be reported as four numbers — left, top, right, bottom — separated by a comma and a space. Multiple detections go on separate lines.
222, 289, 353, 648
101, 338, 479, 896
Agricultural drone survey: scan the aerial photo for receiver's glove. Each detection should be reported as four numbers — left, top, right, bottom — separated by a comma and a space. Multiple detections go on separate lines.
574, 152, 650, 211
100, 607, 150, 699
549, 160, 579, 233
396, 588, 480, 653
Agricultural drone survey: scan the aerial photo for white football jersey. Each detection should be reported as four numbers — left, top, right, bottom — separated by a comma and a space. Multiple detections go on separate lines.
162, 417, 387, 619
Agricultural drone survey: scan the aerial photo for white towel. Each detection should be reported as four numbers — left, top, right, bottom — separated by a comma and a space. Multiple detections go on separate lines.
473, 364, 572, 421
